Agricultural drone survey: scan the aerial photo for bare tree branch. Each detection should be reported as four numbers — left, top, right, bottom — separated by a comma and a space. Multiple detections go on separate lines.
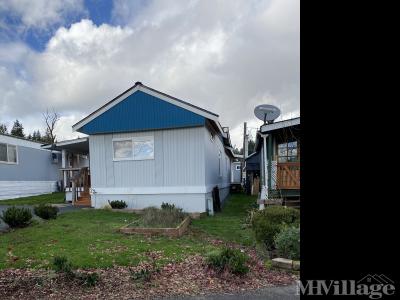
43, 108, 60, 144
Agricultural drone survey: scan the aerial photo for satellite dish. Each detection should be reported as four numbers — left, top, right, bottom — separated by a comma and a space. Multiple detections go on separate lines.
254, 104, 281, 124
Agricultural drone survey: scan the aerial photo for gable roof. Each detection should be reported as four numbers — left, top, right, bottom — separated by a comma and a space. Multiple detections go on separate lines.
72, 82, 219, 133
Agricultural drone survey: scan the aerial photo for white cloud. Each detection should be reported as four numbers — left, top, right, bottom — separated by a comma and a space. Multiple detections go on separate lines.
0, 0, 86, 30
0, 0, 299, 148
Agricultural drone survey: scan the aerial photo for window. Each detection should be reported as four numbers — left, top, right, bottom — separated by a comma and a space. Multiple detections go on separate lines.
113, 136, 154, 161
133, 139, 154, 160
236, 165, 241, 170
0, 143, 18, 164
278, 141, 299, 163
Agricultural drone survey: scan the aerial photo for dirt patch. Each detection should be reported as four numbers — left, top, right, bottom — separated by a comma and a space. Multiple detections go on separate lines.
0, 246, 297, 299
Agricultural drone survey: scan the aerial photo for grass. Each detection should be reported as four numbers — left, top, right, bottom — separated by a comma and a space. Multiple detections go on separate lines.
0, 193, 256, 270
191, 192, 256, 246
0, 192, 65, 205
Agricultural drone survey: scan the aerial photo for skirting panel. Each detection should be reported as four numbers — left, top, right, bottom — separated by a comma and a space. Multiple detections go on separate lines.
0, 181, 57, 200
91, 193, 208, 213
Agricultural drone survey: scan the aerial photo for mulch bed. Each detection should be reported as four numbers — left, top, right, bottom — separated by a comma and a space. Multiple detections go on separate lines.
0, 241, 297, 299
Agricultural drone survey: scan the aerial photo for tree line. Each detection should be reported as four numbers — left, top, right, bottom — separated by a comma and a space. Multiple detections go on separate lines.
0, 109, 60, 144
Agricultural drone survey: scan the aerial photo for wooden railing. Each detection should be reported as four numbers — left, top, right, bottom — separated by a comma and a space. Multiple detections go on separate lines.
277, 162, 300, 189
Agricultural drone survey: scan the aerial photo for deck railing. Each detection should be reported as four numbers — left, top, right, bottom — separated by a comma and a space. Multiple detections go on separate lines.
277, 162, 300, 189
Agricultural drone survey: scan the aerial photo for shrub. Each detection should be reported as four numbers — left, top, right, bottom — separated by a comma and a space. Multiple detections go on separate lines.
76, 272, 99, 287
34, 204, 59, 220
161, 202, 176, 210
1, 206, 32, 228
275, 227, 300, 260
206, 247, 249, 275
130, 268, 153, 283
251, 206, 300, 249
140, 206, 187, 228
53, 256, 73, 276
108, 200, 127, 209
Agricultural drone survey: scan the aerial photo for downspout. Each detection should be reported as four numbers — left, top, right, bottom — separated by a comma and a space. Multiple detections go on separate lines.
259, 133, 269, 210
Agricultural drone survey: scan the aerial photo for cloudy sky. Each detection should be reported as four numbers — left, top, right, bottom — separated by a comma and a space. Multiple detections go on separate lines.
0, 0, 299, 148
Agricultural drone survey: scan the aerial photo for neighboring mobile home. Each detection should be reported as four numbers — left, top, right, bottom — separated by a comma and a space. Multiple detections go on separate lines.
254, 117, 300, 206
49, 82, 235, 213
0, 133, 61, 200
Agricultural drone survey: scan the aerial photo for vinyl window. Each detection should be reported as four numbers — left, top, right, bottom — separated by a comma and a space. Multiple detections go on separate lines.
277, 141, 299, 163
113, 136, 154, 161
0, 143, 18, 164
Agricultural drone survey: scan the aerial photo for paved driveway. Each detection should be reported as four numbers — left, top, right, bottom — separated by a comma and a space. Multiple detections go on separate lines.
159, 284, 299, 300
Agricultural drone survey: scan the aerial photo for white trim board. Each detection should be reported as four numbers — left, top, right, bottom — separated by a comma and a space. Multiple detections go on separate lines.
260, 117, 300, 133
72, 84, 219, 132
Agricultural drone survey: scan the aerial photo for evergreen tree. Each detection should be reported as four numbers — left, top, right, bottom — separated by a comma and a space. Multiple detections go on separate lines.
10, 120, 25, 137
32, 130, 42, 141
0, 123, 7, 134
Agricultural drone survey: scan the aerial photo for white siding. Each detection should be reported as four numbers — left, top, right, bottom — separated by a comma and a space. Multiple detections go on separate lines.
88, 126, 232, 212
204, 127, 232, 190
90, 127, 205, 190
0, 181, 57, 200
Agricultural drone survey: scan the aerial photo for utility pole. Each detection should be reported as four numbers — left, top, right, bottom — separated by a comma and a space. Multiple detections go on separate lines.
242, 122, 247, 186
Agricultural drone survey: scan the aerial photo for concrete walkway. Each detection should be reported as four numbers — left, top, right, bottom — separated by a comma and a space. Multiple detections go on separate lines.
160, 284, 299, 300
0, 203, 87, 233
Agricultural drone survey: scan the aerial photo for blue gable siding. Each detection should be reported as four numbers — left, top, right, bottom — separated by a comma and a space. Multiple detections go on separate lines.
80, 91, 206, 134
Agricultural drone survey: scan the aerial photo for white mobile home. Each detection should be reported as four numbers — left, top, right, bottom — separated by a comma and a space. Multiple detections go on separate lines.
0, 134, 61, 200
52, 82, 235, 213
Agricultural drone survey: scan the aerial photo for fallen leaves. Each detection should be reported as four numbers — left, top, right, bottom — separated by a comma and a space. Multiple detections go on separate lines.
0, 243, 297, 299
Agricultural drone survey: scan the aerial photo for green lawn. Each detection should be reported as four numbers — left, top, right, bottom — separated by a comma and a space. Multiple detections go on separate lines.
0, 193, 256, 270
0, 192, 65, 205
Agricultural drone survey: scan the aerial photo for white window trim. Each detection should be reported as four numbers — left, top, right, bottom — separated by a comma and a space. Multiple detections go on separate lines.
112, 136, 154, 161
0, 143, 18, 165
236, 165, 241, 170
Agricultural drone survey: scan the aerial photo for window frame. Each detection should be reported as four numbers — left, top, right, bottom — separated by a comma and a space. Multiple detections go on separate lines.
112, 136, 154, 161
235, 165, 241, 171
277, 140, 299, 163
0, 142, 18, 165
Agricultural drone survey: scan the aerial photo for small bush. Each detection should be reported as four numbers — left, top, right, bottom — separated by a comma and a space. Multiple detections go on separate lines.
34, 204, 59, 220
53, 256, 73, 276
1, 206, 32, 228
251, 206, 300, 249
161, 202, 176, 210
130, 268, 153, 283
140, 206, 187, 228
76, 272, 99, 287
108, 200, 127, 209
206, 247, 249, 275
275, 227, 300, 260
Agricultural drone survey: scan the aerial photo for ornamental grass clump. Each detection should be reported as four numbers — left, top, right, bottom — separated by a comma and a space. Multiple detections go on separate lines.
140, 206, 187, 228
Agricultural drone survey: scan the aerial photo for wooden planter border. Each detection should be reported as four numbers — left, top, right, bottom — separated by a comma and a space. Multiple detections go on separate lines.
119, 216, 191, 237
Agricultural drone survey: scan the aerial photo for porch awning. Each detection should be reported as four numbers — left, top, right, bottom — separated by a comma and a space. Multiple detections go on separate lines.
41, 137, 89, 154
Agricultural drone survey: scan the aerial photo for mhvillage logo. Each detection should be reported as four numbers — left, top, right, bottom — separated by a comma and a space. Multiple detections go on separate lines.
297, 274, 396, 299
